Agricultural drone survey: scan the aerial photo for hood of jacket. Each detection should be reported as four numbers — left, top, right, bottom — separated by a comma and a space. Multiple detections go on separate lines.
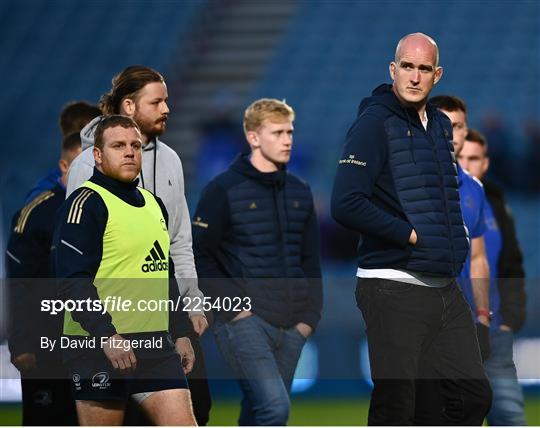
80, 115, 156, 152
230, 153, 287, 187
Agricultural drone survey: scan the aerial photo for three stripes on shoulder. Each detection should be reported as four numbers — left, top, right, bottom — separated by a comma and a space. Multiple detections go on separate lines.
67, 189, 94, 224
14, 190, 55, 233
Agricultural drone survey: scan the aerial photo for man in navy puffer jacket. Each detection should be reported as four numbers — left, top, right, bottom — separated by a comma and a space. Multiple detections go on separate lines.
331, 33, 492, 425
193, 98, 322, 426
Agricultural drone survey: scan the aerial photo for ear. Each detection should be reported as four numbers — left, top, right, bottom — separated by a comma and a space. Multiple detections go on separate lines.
246, 130, 259, 149
389, 62, 396, 80
58, 159, 69, 175
121, 97, 136, 117
93, 147, 103, 166
433, 66, 444, 85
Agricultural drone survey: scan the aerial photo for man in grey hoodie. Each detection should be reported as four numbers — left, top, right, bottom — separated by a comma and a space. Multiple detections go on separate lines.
66, 65, 211, 425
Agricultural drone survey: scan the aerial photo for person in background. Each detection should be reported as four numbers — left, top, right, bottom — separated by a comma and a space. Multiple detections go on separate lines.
193, 98, 323, 426
460, 128, 527, 425
430, 95, 491, 362
24, 101, 101, 203
6, 132, 82, 425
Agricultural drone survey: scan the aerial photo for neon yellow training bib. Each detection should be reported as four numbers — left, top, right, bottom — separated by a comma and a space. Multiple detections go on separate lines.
63, 181, 170, 336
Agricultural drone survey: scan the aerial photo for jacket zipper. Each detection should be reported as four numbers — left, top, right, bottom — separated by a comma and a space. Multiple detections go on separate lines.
272, 184, 292, 320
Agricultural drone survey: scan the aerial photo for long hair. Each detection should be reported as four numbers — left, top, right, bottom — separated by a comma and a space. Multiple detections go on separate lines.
100, 66, 164, 115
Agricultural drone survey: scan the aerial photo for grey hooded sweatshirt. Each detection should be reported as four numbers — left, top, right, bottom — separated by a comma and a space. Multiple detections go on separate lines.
67, 116, 204, 315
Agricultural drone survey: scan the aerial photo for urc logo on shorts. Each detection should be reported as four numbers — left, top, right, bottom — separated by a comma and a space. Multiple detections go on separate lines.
141, 240, 169, 273
91, 372, 111, 390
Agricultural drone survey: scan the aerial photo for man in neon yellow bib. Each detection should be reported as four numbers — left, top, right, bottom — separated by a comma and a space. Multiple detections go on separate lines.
53, 115, 197, 425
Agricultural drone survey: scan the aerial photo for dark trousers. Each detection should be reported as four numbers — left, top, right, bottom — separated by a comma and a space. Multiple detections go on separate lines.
123, 332, 212, 426
356, 278, 492, 426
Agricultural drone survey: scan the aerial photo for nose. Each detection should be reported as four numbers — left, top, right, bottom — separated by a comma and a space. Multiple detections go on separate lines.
283, 133, 292, 146
161, 101, 170, 115
411, 69, 420, 84
125, 145, 135, 157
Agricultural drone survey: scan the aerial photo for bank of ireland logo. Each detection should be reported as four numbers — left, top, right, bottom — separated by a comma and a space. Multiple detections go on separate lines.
91, 372, 111, 390
141, 240, 168, 273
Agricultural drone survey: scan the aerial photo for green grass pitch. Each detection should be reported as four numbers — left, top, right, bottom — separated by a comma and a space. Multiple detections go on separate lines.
1, 396, 539, 425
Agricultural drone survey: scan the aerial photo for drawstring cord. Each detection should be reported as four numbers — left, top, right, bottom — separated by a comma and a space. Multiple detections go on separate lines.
139, 139, 158, 195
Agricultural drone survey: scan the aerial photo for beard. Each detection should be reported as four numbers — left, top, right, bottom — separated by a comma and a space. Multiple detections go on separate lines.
133, 111, 167, 140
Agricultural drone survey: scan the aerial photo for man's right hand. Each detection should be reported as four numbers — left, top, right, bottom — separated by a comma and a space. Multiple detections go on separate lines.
12, 352, 37, 372
409, 229, 418, 245
103, 334, 137, 371
232, 310, 253, 322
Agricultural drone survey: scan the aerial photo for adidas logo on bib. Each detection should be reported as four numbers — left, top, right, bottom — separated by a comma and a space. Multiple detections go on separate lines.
141, 240, 169, 273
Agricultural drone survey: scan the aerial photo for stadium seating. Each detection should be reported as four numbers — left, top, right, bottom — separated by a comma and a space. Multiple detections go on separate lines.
0, 0, 204, 227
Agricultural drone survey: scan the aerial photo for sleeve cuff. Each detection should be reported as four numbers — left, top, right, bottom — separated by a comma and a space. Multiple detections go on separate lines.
393, 221, 414, 248
92, 323, 117, 341
300, 311, 321, 332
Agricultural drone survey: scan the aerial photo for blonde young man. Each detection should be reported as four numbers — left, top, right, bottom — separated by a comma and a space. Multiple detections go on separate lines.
192, 99, 323, 426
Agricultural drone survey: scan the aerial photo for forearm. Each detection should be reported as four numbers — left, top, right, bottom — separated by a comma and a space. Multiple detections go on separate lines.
168, 276, 193, 340
170, 236, 205, 315
58, 278, 117, 339
331, 191, 413, 247
471, 257, 490, 325
470, 235, 490, 311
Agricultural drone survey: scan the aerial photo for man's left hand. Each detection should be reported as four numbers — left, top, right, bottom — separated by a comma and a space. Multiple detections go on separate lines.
295, 322, 312, 338
190, 314, 209, 336
175, 337, 195, 374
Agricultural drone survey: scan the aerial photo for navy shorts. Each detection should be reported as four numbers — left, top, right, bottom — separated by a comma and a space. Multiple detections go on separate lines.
68, 352, 188, 402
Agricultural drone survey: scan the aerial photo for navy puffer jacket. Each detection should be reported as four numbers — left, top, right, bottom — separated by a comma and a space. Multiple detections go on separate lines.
193, 154, 322, 329
332, 84, 468, 277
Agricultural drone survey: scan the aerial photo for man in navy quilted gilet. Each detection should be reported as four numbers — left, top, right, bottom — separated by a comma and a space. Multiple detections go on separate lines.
193, 98, 323, 426
331, 33, 492, 425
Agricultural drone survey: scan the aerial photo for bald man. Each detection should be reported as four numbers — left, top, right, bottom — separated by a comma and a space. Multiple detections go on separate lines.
332, 33, 492, 425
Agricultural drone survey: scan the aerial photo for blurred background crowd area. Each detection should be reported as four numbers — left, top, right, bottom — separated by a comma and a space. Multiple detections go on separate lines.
0, 0, 539, 418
